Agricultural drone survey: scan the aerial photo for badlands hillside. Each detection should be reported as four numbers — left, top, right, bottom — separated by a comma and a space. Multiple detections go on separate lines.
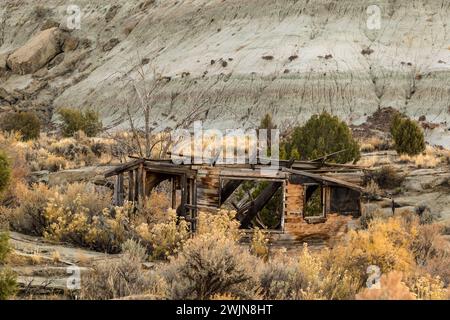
0, 0, 449, 132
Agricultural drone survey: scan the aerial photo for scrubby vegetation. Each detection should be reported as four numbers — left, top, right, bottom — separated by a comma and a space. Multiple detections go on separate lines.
81, 240, 157, 299
0, 151, 10, 194
57, 108, 103, 137
282, 112, 360, 163
0, 107, 447, 300
0, 232, 17, 300
363, 165, 405, 189
0, 112, 41, 141
76, 209, 450, 300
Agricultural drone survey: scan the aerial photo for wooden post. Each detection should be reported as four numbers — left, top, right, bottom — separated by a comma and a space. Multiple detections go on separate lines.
176, 174, 187, 217
118, 173, 124, 205
141, 166, 146, 207
113, 173, 124, 205
134, 169, 139, 203
192, 178, 198, 232
171, 177, 177, 209
137, 164, 145, 208
128, 171, 134, 201
323, 186, 331, 217
113, 175, 118, 205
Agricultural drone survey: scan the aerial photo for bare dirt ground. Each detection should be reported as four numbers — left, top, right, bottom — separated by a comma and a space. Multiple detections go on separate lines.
7, 232, 118, 298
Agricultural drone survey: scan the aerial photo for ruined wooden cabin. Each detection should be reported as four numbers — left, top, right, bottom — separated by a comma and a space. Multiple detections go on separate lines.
105, 156, 366, 243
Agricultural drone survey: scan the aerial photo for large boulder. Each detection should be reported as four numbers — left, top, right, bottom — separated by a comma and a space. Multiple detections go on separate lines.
6, 27, 62, 75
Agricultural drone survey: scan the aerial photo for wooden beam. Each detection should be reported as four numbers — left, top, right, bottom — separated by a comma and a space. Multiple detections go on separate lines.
220, 180, 243, 205
284, 168, 364, 192
239, 181, 282, 228
104, 159, 144, 177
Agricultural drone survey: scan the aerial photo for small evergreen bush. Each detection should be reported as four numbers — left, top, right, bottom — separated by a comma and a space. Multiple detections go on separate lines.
390, 115, 425, 156
0, 112, 41, 141
57, 108, 103, 137
285, 113, 360, 163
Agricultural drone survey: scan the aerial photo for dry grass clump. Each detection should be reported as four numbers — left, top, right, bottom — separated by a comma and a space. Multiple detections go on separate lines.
155, 211, 261, 300
357, 156, 378, 167
8, 182, 54, 235
360, 137, 390, 153
363, 165, 405, 189
365, 180, 381, 197
258, 244, 360, 300
81, 240, 167, 300
397, 146, 448, 168
251, 228, 269, 260
15, 132, 118, 173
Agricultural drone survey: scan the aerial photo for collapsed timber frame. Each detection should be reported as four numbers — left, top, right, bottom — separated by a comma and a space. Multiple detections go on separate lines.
105, 156, 366, 237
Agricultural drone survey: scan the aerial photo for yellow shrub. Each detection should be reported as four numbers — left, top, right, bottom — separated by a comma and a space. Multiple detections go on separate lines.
326, 216, 418, 283
197, 210, 242, 241
251, 228, 269, 260
0, 132, 30, 204
40, 154, 67, 172
9, 182, 54, 235
136, 192, 171, 225
135, 209, 189, 260
43, 183, 126, 253
407, 274, 448, 300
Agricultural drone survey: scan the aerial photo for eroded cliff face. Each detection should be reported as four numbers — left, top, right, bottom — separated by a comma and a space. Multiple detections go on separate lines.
0, 0, 449, 130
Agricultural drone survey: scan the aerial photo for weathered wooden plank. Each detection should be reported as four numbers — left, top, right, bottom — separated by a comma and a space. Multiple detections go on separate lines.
128, 171, 134, 201
138, 164, 144, 206
284, 168, 364, 192
171, 177, 177, 209
134, 169, 139, 202
220, 180, 243, 205
176, 174, 188, 217
113, 173, 124, 205
104, 159, 144, 177
285, 182, 304, 215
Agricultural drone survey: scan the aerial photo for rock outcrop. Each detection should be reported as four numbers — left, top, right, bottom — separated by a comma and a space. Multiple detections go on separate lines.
0, 52, 10, 76
6, 27, 62, 75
